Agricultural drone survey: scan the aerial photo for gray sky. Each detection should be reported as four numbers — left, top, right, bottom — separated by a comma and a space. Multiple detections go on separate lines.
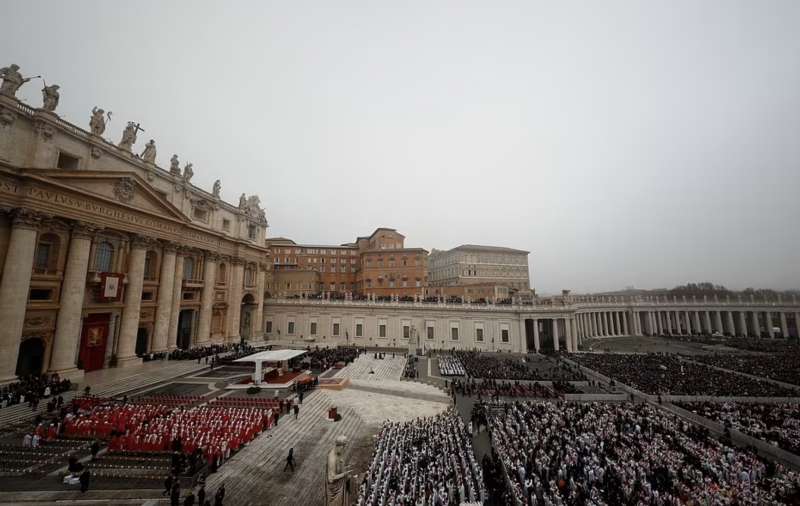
5, 1, 800, 294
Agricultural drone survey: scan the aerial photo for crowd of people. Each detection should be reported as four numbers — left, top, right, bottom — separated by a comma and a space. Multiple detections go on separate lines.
450, 378, 559, 400
438, 355, 466, 376
670, 336, 796, 353
303, 346, 361, 371
452, 352, 586, 382
62, 399, 276, 472
403, 355, 420, 379
572, 353, 796, 396
0, 374, 71, 410
678, 401, 800, 456
167, 344, 244, 362
356, 412, 487, 505
488, 400, 800, 505
689, 353, 800, 387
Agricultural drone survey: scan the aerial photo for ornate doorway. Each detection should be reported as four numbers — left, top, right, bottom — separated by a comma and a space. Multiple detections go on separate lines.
16, 337, 45, 376
79, 313, 110, 372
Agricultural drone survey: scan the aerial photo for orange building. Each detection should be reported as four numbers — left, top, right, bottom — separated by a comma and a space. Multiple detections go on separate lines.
265, 228, 427, 298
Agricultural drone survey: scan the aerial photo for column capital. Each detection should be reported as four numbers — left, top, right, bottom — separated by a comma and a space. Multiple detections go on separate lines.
9, 208, 46, 230
205, 252, 221, 262
230, 257, 246, 266
129, 234, 154, 249
71, 221, 99, 240
161, 240, 180, 254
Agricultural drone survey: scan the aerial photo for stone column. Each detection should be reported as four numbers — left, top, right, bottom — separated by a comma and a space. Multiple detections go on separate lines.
532, 318, 540, 352
654, 312, 661, 335
0, 211, 41, 382
750, 311, 760, 338
764, 311, 774, 338
227, 260, 245, 341
565, 318, 573, 352
665, 311, 673, 335
49, 224, 94, 377
739, 311, 749, 338
611, 312, 619, 336
551, 318, 559, 351
726, 311, 736, 337
693, 312, 702, 336
622, 312, 629, 335
252, 265, 266, 340
150, 244, 177, 353
703, 311, 712, 335
684, 311, 691, 335
572, 318, 578, 350
167, 254, 185, 349
196, 254, 218, 345
590, 313, 597, 336
713, 311, 723, 335
603, 312, 610, 336
780, 312, 789, 339
795, 313, 800, 339
116, 236, 148, 365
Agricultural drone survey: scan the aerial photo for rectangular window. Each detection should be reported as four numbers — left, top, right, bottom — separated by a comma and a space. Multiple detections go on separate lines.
57, 151, 80, 170
378, 319, 387, 338
288, 321, 295, 335
266, 321, 272, 333
356, 322, 363, 337
34, 243, 51, 271
310, 322, 317, 335
29, 288, 53, 301
451, 326, 459, 340
476, 328, 484, 341
333, 323, 340, 336
427, 326, 434, 340
403, 325, 410, 338
501, 329, 509, 342
248, 225, 257, 240
222, 219, 231, 231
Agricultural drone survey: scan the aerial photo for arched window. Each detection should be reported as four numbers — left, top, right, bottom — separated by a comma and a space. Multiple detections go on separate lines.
94, 241, 114, 272
34, 233, 60, 273
183, 257, 195, 280
143, 250, 158, 280
217, 263, 227, 284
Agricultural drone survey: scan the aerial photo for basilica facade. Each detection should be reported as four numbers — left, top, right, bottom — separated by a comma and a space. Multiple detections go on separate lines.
0, 75, 270, 382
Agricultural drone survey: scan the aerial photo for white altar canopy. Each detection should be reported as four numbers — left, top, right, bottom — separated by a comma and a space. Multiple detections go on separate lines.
234, 349, 307, 385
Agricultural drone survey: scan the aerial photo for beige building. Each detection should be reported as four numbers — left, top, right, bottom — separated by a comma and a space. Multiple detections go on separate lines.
428, 245, 531, 300
0, 73, 270, 382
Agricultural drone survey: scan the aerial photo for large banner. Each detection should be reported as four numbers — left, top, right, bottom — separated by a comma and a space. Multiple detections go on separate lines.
99, 273, 124, 301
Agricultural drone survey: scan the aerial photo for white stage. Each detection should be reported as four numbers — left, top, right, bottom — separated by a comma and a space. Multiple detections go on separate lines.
234, 349, 308, 385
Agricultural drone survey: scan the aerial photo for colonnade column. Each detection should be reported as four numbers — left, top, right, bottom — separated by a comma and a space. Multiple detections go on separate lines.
0, 210, 42, 382
795, 313, 800, 339
665, 311, 673, 335
725, 311, 736, 337
591, 313, 598, 336
551, 318, 559, 351
703, 311, 712, 335
623, 312, 629, 335
253, 265, 266, 340
572, 318, 578, 350
150, 244, 177, 353
532, 319, 540, 352
166, 254, 185, 349
693, 312, 701, 336
49, 224, 94, 377
196, 254, 217, 345
603, 312, 610, 336
750, 311, 760, 337
116, 236, 149, 365
655, 312, 662, 335
780, 312, 789, 338
764, 311, 774, 338
613, 312, 620, 336
565, 318, 573, 352
713, 311, 723, 335
739, 312, 749, 338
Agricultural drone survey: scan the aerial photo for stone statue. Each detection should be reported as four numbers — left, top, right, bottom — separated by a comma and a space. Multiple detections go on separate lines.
119, 122, 138, 151
239, 193, 247, 209
326, 436, 350, 506
0, 64, 34, 97
90, 107, 107, 136
169, 154, 181, 175
141, 139, 157, 164
183, 163, 194, 182
212, 179, 221, 198
41, 84, 59, 112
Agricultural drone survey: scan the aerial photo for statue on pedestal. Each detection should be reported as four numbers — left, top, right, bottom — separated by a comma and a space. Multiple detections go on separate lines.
326, 436, 351, 506
169, 154, 181, 175
141, 139, 157, 164
0, 64, 35, 97
90, 107, 107, 136
41, 84, 60, 112
183, 163, 194, 182
239, 193, 247, 209
212, 179, 221, 198
119, 122, 139, 151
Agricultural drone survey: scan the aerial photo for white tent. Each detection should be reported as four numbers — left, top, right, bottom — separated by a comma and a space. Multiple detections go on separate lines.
234, 349, 307, 385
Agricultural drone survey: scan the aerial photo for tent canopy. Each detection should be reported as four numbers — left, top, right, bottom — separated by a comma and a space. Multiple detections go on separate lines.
234, 349, 307, 363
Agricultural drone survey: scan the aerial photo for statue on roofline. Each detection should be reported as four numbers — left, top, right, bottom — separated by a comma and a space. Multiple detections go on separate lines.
0, 64, 36, 98
41, 83, 59, 112
141, 139, 157, 164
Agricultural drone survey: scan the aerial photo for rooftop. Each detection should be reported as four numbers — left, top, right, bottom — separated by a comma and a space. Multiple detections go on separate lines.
451, 244, 530, 255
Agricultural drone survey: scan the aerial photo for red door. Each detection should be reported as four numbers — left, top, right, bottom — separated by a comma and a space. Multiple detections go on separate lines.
79, 314, 110, 372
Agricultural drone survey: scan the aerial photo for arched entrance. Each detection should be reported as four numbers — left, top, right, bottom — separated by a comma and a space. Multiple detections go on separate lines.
16, 337, 45, 377
240, 293, 256, 340
135, 328, 149, 356
177, 310, 194, 350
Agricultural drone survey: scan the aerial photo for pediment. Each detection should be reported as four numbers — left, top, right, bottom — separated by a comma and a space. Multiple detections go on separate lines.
31, 170, 190, 223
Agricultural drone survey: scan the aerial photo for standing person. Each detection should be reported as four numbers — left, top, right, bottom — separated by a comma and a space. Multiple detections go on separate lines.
170, 482, 181, 506
214, 483, 225, 506
90, 439, 100, 460
293, 403, 299, 420
163, 474, 174, 496
79, 469, 91, 493
197, 484, 206, 505
284, 448, 295, 472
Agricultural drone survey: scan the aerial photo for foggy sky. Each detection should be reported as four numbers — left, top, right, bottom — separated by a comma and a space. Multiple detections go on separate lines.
4, 1, 799, 294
